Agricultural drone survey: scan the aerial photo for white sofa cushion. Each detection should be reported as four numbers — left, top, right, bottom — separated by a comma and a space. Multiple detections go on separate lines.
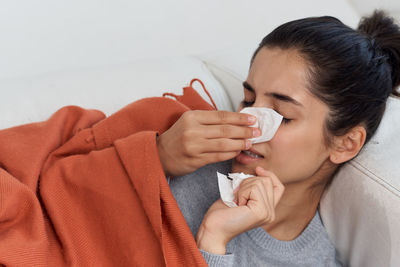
204, 49, 400, 267
320, 96, 400, 267
0, 56, 232, 130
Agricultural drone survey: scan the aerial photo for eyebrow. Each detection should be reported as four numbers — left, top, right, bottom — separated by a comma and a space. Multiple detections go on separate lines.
242, 81, 304, 107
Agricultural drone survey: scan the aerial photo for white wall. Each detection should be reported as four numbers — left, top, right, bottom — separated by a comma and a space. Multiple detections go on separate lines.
0, 0, 359, 82
348, 0, 400, 19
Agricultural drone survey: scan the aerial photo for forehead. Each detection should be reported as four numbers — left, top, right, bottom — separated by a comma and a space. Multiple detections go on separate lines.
248, 47, 312, 103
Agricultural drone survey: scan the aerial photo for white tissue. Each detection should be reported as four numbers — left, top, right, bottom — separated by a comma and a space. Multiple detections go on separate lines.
217, 172, 255, 207
240, 107, 283, 144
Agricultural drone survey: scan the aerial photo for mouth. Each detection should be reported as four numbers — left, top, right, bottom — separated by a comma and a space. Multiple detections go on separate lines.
242, 148, 264, 158
235, 148, 264, 165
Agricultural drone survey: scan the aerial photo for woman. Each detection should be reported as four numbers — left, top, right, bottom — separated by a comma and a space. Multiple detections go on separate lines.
157, 10, 400, 266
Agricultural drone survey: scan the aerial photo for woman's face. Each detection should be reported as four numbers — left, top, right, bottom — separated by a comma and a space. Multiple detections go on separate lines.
232, 47, 333, 184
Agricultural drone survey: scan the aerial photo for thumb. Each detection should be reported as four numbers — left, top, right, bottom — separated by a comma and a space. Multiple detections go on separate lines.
255, 166, 268, 176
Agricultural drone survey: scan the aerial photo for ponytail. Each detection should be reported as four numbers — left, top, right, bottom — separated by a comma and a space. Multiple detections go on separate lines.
358, 10, 400, 97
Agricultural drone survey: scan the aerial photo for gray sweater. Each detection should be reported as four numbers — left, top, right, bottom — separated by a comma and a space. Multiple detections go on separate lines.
168, 160, 342, 267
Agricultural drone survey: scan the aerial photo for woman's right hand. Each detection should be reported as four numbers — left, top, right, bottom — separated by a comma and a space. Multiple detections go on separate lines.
196, 167, 285, 254
156, 110, 259, 177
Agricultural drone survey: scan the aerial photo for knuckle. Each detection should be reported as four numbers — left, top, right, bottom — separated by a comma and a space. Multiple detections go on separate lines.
241, 140, 248, 150
239, 113, 248, 123
217, 140, 228, 151
181, 129, 191, 139
181, 129, 194, 143
220, 125, 230, 137
181, 144, 190, 155
262, 176, 272, 186
247, 127, 254, 138
183, 110, 197, 122
182, 143, 194, 156
242, 177, 255, 186
218, 111, 229, 123
254, 179, 264, 188
247, 183, 257, 191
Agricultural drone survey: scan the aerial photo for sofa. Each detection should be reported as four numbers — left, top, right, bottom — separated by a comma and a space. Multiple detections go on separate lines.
1, 1, 399, 266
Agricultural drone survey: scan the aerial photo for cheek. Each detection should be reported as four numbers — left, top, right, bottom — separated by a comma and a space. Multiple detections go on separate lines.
270, 125, 307, 151
272, 121, 326, 152
268, 124, 328, 179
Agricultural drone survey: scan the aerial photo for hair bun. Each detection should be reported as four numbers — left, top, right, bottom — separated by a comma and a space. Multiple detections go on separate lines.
357, 10, 400, 95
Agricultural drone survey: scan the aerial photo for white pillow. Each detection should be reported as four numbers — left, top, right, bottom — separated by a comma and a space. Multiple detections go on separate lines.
201, 44, 256, 111
320, 96, 400, 267
203, 50, 400, 267
0, 56, 232, 130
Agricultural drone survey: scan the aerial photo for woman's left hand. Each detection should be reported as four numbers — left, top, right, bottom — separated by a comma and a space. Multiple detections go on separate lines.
196, 167, 285, 254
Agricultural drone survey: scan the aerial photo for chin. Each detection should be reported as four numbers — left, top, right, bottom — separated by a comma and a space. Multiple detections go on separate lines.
231, 159, 261, 175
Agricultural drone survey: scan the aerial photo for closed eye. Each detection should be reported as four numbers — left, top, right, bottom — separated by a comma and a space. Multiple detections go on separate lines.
241, 100, 254, 107
282, 118, 292, 124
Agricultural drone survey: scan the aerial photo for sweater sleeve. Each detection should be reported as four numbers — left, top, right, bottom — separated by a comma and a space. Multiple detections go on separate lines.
200, 249, 234, 267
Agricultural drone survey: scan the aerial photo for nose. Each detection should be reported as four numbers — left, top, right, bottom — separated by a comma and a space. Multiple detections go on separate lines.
237, 98, 274, 112
252, 99, 274, 109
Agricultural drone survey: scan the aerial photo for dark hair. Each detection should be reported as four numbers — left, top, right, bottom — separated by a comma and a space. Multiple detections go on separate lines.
251, 10, 400, 144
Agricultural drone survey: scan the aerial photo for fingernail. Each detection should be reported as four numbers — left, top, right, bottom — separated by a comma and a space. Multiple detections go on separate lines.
248, 115, 256, 124
246, 140, 252, 149
253, 128, 261, 137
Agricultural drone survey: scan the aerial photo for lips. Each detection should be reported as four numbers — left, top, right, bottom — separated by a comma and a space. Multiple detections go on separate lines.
245, 148, 264, 158
235, 147, 264, 165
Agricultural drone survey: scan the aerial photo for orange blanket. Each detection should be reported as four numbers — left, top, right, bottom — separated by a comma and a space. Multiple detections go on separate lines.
0, 83, 214, 266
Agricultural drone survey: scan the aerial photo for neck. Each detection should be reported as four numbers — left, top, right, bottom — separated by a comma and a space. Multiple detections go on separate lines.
262, 159, 337, 241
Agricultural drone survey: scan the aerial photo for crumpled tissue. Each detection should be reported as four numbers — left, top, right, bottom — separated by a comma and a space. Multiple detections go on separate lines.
240, 107, 283, 144
217, 172, 255, 207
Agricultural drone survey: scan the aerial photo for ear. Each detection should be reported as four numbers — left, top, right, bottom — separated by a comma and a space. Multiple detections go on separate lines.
329, 126, 367, 164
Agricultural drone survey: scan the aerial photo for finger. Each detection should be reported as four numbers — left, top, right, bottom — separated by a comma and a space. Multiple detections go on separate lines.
241, 178, 273, 219
235, 180, 256, 206
237, 182, 273, 223
256, 167, 285, 208
233, 177, 259, 205
199, 151, 241, 165
236, 181, 264, 207
195, 110, 257, 126
199, 138, 251, 153
239, 178, 269, 204
261, 178, 275, 221
201, 125, 260, 139
237, 185, 252, 206
258, 177, 273, 206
